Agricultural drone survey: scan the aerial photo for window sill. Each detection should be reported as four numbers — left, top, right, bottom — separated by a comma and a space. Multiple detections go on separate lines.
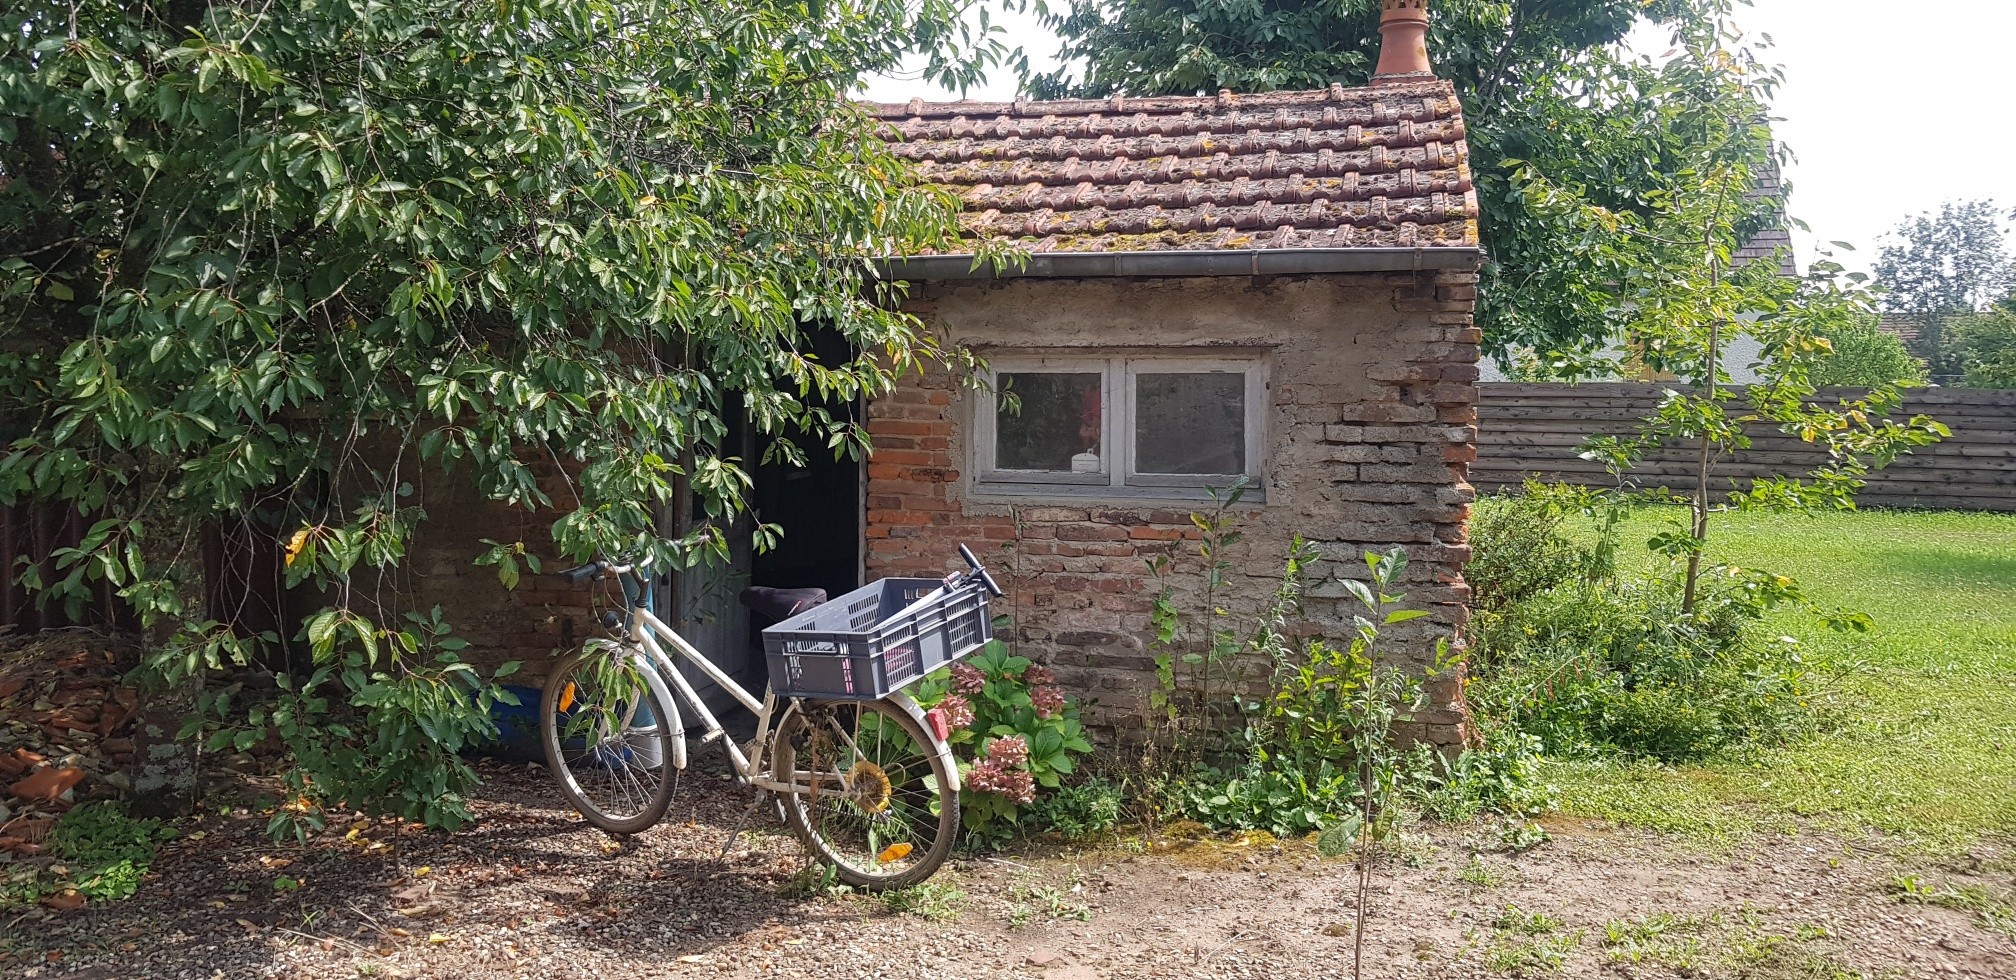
967, 482, 1266, 505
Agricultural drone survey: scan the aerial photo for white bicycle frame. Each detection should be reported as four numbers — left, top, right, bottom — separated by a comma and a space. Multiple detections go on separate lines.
603, 600, 961, 795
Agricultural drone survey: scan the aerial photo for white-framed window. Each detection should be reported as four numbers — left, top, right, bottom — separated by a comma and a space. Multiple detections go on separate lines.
973, 354, 1267, 497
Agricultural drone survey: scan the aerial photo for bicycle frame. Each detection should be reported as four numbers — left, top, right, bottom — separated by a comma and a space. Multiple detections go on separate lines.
598, 566, 960, 796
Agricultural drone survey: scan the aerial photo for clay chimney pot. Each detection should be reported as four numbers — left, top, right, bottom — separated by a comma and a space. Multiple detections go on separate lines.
1373, 0, 1434, 85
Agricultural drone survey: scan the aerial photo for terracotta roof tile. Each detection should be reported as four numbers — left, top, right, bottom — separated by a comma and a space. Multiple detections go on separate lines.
865, 82, 1480, 253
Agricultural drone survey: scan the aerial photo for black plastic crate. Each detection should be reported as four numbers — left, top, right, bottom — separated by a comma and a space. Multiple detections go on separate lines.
762, 577, 992, 699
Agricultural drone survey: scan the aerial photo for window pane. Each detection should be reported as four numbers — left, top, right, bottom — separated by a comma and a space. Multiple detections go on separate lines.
996, 372, 1102, 472
1135, 372, 1245, 475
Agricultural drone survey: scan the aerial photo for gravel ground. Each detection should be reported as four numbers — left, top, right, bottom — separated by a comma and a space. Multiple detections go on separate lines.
5, 755, 2013, 980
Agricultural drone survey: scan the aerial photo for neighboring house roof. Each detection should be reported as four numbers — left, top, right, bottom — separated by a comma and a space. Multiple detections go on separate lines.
1734, 160, 1799, 278
1878, 313, 1936, 349
865, 81, 1480, 255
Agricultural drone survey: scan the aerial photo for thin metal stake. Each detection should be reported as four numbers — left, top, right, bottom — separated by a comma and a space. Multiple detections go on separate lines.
717, 787, 771, 863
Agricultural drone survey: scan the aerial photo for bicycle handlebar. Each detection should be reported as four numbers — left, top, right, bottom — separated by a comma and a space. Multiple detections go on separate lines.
557, 559, 635, 584
958, 543, 1004, 598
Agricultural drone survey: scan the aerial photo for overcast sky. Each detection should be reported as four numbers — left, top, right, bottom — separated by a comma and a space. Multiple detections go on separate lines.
859, 1, 2016, 275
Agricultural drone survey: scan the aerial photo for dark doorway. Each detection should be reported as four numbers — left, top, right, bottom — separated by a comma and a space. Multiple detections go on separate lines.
751, 326, 862, 603
664, 328, 861, 717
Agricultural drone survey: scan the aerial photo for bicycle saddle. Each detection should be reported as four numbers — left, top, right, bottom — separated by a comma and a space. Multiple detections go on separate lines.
738, 586, 827, 623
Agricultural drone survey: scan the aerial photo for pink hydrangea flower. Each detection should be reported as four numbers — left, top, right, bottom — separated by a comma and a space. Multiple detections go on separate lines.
967, 757, 1004, 791
1029, 684, 1067, 719
1023, 664, 1056, 686
967, 758, 1036, 804
938, 693, 975, 731
986, 734, 1029, 768
997, 767, 1035, 804
949, 662, 985, 694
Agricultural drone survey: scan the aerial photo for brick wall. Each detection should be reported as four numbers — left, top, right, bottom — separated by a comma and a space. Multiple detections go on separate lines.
866, 271, 1481, 747
393, 451, 595, 688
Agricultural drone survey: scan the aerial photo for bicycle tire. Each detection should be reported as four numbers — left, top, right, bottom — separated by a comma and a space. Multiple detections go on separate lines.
770, 698, 960, 890
540, 647, 678, 834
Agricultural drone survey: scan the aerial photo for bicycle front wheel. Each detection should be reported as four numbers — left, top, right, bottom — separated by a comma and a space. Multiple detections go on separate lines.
771, 698, 959, 890
540, 646, 678, 834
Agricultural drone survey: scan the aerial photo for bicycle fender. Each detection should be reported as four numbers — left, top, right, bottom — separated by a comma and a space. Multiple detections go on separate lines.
582, 638, 686, 771
884, 691, 961, 793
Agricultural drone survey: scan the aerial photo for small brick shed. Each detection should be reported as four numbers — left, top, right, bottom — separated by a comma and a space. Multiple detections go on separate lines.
392, 6, 1484, 748
857, 76, 1485, 747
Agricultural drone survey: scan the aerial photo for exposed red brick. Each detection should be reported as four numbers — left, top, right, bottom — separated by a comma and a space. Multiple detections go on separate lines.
867, 449, 943, 468
1056, 524, 1130, 543
866, 419, 940, 437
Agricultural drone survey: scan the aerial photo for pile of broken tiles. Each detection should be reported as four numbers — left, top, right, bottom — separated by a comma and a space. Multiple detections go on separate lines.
0, 629, 142, 866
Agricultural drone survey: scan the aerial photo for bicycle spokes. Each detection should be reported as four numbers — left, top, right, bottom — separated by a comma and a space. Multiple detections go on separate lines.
792, 704, 943, 876
541, 649, 676, 832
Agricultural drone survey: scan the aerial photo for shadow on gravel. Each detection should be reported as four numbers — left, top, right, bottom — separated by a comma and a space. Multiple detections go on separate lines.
26, 757, 829, 977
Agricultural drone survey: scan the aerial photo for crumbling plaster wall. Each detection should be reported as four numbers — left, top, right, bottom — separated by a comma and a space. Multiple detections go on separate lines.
864, 270, 1483, 747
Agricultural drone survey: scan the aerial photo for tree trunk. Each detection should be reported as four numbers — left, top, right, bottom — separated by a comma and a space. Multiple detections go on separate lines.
1683, 218, 1728, 614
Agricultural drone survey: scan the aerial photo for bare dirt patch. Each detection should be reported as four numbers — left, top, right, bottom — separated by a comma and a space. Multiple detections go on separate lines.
5, 757, 2012, 980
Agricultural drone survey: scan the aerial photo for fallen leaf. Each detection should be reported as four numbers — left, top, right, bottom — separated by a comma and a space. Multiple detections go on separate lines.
40, 890, 85, 911
427, 933, 451, 945
677, 954, 710, 964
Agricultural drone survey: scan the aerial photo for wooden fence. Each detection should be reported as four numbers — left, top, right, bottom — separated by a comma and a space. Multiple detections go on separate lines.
1472, 384, 2016, 513
1, 502, 137, 633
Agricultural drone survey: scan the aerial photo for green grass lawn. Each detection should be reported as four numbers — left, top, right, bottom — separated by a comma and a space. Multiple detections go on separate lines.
1543, 507, 2016, 851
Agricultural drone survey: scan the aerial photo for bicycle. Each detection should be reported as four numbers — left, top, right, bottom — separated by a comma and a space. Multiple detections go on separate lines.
539, 544, 1002, 889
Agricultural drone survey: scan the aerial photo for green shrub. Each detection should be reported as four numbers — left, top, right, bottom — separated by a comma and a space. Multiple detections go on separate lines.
1022, 777, 1124, 843
0, 801, 177, 906
1175, 753, 1357, 838
1813, 315, 1930, 387
914, 642, 1094, 848
1168, 544, 1461, 839
1951, 308, 2016, 388
1465, 491, 1587, 612
171, 606, 521, 839
1137, 503, 1555, 836
1406, 735, 1557, 823
1465, 492, 1835, 762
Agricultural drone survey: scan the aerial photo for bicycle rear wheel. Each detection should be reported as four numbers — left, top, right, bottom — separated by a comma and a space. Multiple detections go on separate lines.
770, 699, 959, 890
540, 645, 677, 834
